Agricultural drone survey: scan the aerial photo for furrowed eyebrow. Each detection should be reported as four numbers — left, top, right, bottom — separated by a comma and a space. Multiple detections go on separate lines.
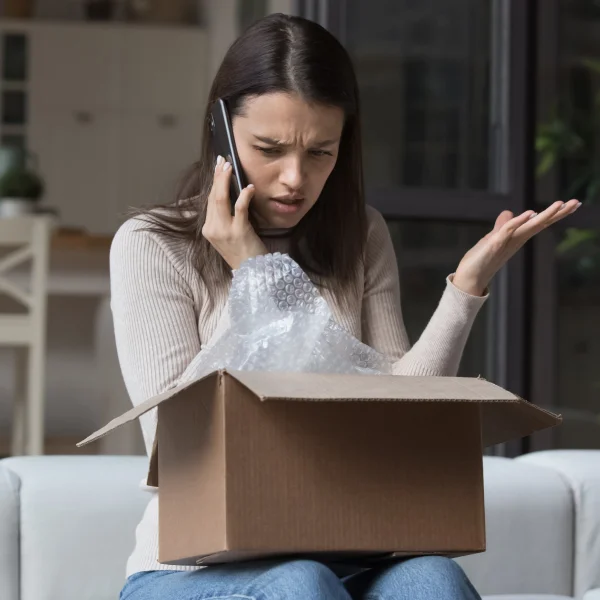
253, 135, 339, 147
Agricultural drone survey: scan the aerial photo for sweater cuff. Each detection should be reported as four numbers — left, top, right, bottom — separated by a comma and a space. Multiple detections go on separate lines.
435, 273, 489, 335
447, 273, 490, 303
390, 273, 488, 376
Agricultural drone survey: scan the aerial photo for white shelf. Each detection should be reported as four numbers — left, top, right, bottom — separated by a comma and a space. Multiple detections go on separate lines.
0, 18, 205, 33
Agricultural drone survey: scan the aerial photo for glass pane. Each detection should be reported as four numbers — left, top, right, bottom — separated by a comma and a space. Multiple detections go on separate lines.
2, 33, 28, 81
386, 219, 494, 377
537, 0, 600, 206
1, 90, 27, 125
554, 227, 600, 449
345, 0, 494, 190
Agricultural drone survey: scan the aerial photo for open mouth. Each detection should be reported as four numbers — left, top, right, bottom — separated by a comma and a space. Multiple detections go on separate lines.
271, 197, 304, 205
270, 198, 305, 213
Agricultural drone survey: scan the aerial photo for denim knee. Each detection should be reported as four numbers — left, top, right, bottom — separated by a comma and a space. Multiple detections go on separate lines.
368, 556, 480, 600
403, 556, 469, 583
261, 560, 350, 599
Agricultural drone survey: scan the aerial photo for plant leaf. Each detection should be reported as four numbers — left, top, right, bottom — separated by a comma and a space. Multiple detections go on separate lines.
557, 228, 598, 254
581, 58, 600, 75
537, 151, 557, 177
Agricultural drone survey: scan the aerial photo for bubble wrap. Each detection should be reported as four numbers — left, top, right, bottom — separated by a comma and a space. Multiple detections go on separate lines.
190, 253, 392, 381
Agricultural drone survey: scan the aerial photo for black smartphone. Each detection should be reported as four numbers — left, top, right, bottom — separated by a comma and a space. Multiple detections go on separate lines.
208, 98, 248, 213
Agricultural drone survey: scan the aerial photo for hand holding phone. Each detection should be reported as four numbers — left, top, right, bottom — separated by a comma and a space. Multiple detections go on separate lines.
202, 152, 266, 270
209, 99, 248, 214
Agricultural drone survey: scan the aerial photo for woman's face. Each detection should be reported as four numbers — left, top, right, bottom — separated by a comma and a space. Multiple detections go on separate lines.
232, 92, 345, 229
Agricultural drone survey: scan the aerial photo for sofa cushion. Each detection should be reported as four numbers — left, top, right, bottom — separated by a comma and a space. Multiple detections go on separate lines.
456, 457, 573, 598
1, 456, 149, 600
0, 454, 580, 600
518, 451, 600, 598
0, 463, 20, 600
483, 596, 572, 600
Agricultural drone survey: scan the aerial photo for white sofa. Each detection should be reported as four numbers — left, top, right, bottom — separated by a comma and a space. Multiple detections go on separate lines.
0, 451, 598, 600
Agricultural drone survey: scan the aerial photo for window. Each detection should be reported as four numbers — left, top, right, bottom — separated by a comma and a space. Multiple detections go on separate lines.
388, 219, 495, 377
555, 227, 600, 448
531, 0, 600, 450
302, 0, 531, 454
345, 0, 493, 190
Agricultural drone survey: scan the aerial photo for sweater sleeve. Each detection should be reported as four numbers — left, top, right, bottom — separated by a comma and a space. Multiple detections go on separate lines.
109, 219, 227, 411
362, 207, 489, 376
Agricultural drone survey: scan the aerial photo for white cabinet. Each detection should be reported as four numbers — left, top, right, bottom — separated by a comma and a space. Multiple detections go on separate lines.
28, 24, 122, 110
118, 109, 203, 216
121, 27, 206, 112
1, 21, 208, 234
28, 106, 120, 233
117, 26, 206, 219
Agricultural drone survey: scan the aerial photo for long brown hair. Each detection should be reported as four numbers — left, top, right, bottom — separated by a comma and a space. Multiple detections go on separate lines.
135, 13, 367, 306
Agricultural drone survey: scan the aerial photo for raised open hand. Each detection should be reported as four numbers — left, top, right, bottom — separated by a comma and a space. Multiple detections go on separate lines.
452, 200, 581, 296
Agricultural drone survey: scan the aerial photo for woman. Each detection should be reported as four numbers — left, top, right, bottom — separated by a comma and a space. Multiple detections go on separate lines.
115, 13, 579, 600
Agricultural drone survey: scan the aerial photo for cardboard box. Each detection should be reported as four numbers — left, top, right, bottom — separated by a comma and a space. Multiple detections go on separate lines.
79, 370, 561, 566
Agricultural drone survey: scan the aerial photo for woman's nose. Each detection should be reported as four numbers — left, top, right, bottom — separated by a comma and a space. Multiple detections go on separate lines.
279, 156, 305, 191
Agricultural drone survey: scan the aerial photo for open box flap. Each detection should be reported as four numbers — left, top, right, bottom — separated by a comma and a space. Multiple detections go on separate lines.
79, 370, 518, 449
479, 400, 561, 447
227, 371, 520, 402
76, 370, 222, 448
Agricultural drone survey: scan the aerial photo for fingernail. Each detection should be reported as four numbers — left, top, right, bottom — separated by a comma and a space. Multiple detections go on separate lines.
223, 162, 231, 171
577, 201, 582, 208
246, 184, 254, 190
529, 212, 538, 220
216, 155, 224, 165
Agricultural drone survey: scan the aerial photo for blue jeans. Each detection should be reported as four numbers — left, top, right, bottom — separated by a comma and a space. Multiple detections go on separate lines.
120, 556, 481, 600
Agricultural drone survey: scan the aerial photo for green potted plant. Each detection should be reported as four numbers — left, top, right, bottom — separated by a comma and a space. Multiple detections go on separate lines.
0, 146, 44, 218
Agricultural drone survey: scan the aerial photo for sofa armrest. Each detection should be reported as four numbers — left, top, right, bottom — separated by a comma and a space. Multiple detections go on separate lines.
517, 450, 600, 599
0, 456, 150, 600
456, 456, 573, 598
0, 462, 20, 600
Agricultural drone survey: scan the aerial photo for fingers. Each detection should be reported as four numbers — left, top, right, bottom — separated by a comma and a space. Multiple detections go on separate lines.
493, 210, 515, 232
234, 184, 255, 219
493, 200, 581, 248
208, 155, 233, 220
492, 208, 546, 250
544, 199, 581, 225
500, 210, 537, 235
516, 199, 581, 235
472, 199, 581, 272
526, 200, 567, 226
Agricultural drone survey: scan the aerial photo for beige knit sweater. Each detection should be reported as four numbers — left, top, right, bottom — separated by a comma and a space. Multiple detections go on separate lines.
110, 205, 489, 576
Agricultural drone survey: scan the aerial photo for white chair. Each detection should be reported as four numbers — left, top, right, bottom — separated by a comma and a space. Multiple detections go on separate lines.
0, 216, 53, 455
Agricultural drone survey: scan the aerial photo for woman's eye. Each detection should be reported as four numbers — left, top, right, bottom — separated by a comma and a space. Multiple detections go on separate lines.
310, 150, 333, 157
255, 146, 280, 155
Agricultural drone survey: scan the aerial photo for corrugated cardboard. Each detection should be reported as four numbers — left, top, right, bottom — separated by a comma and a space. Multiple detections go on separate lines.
79, 370, 561, 566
